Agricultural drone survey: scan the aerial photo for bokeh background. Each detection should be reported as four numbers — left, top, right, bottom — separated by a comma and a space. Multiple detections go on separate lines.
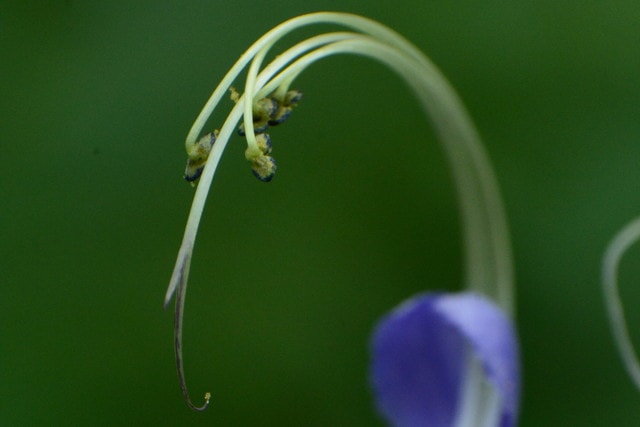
3, 1, 640, 425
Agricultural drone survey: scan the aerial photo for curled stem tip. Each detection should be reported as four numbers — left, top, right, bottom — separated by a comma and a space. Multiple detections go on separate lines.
186, 392, 211, 412
174, 259, 210, 411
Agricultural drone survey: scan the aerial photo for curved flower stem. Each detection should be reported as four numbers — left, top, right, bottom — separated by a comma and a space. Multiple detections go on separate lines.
167, 12, 514, 415
603, 216, 640, 390
244, 36, 513, 424
168, 10, 513, 313
245, 35, 513, 314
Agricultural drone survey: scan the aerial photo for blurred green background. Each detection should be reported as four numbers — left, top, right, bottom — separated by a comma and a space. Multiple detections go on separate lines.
3, 1, 640, 425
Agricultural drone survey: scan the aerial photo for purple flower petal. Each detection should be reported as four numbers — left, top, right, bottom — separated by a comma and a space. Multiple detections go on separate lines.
371, 292, 520, 427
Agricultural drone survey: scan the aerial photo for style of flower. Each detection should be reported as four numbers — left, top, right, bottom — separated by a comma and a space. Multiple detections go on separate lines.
164, 12, 520, 425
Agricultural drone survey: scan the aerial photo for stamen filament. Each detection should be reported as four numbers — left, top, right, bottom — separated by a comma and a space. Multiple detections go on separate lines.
167, 13, 514, 418
244, 35, 513, 312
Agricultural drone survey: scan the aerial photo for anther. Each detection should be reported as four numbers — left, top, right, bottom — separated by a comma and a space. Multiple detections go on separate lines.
238, 98, 279, 135
256, 97, 279, 118
256, 133, 272, 155
237, 122, 269, 136
284, 89, 303, 106
251, 155, 277, 182
184, 132, 216, 183
268, 90, 303, 126
267, 108, 291, 126
184, 165, 204, 182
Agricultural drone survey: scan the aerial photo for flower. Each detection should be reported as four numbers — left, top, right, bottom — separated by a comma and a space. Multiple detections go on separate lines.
371, 292, 519, 427
164, 12, 520, 425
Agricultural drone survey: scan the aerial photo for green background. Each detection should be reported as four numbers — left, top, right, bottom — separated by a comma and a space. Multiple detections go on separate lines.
3, 1, 640, 425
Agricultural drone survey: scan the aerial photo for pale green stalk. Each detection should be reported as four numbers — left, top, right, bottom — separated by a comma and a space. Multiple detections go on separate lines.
166, 12, 514, 421
603, 217, 640, 390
